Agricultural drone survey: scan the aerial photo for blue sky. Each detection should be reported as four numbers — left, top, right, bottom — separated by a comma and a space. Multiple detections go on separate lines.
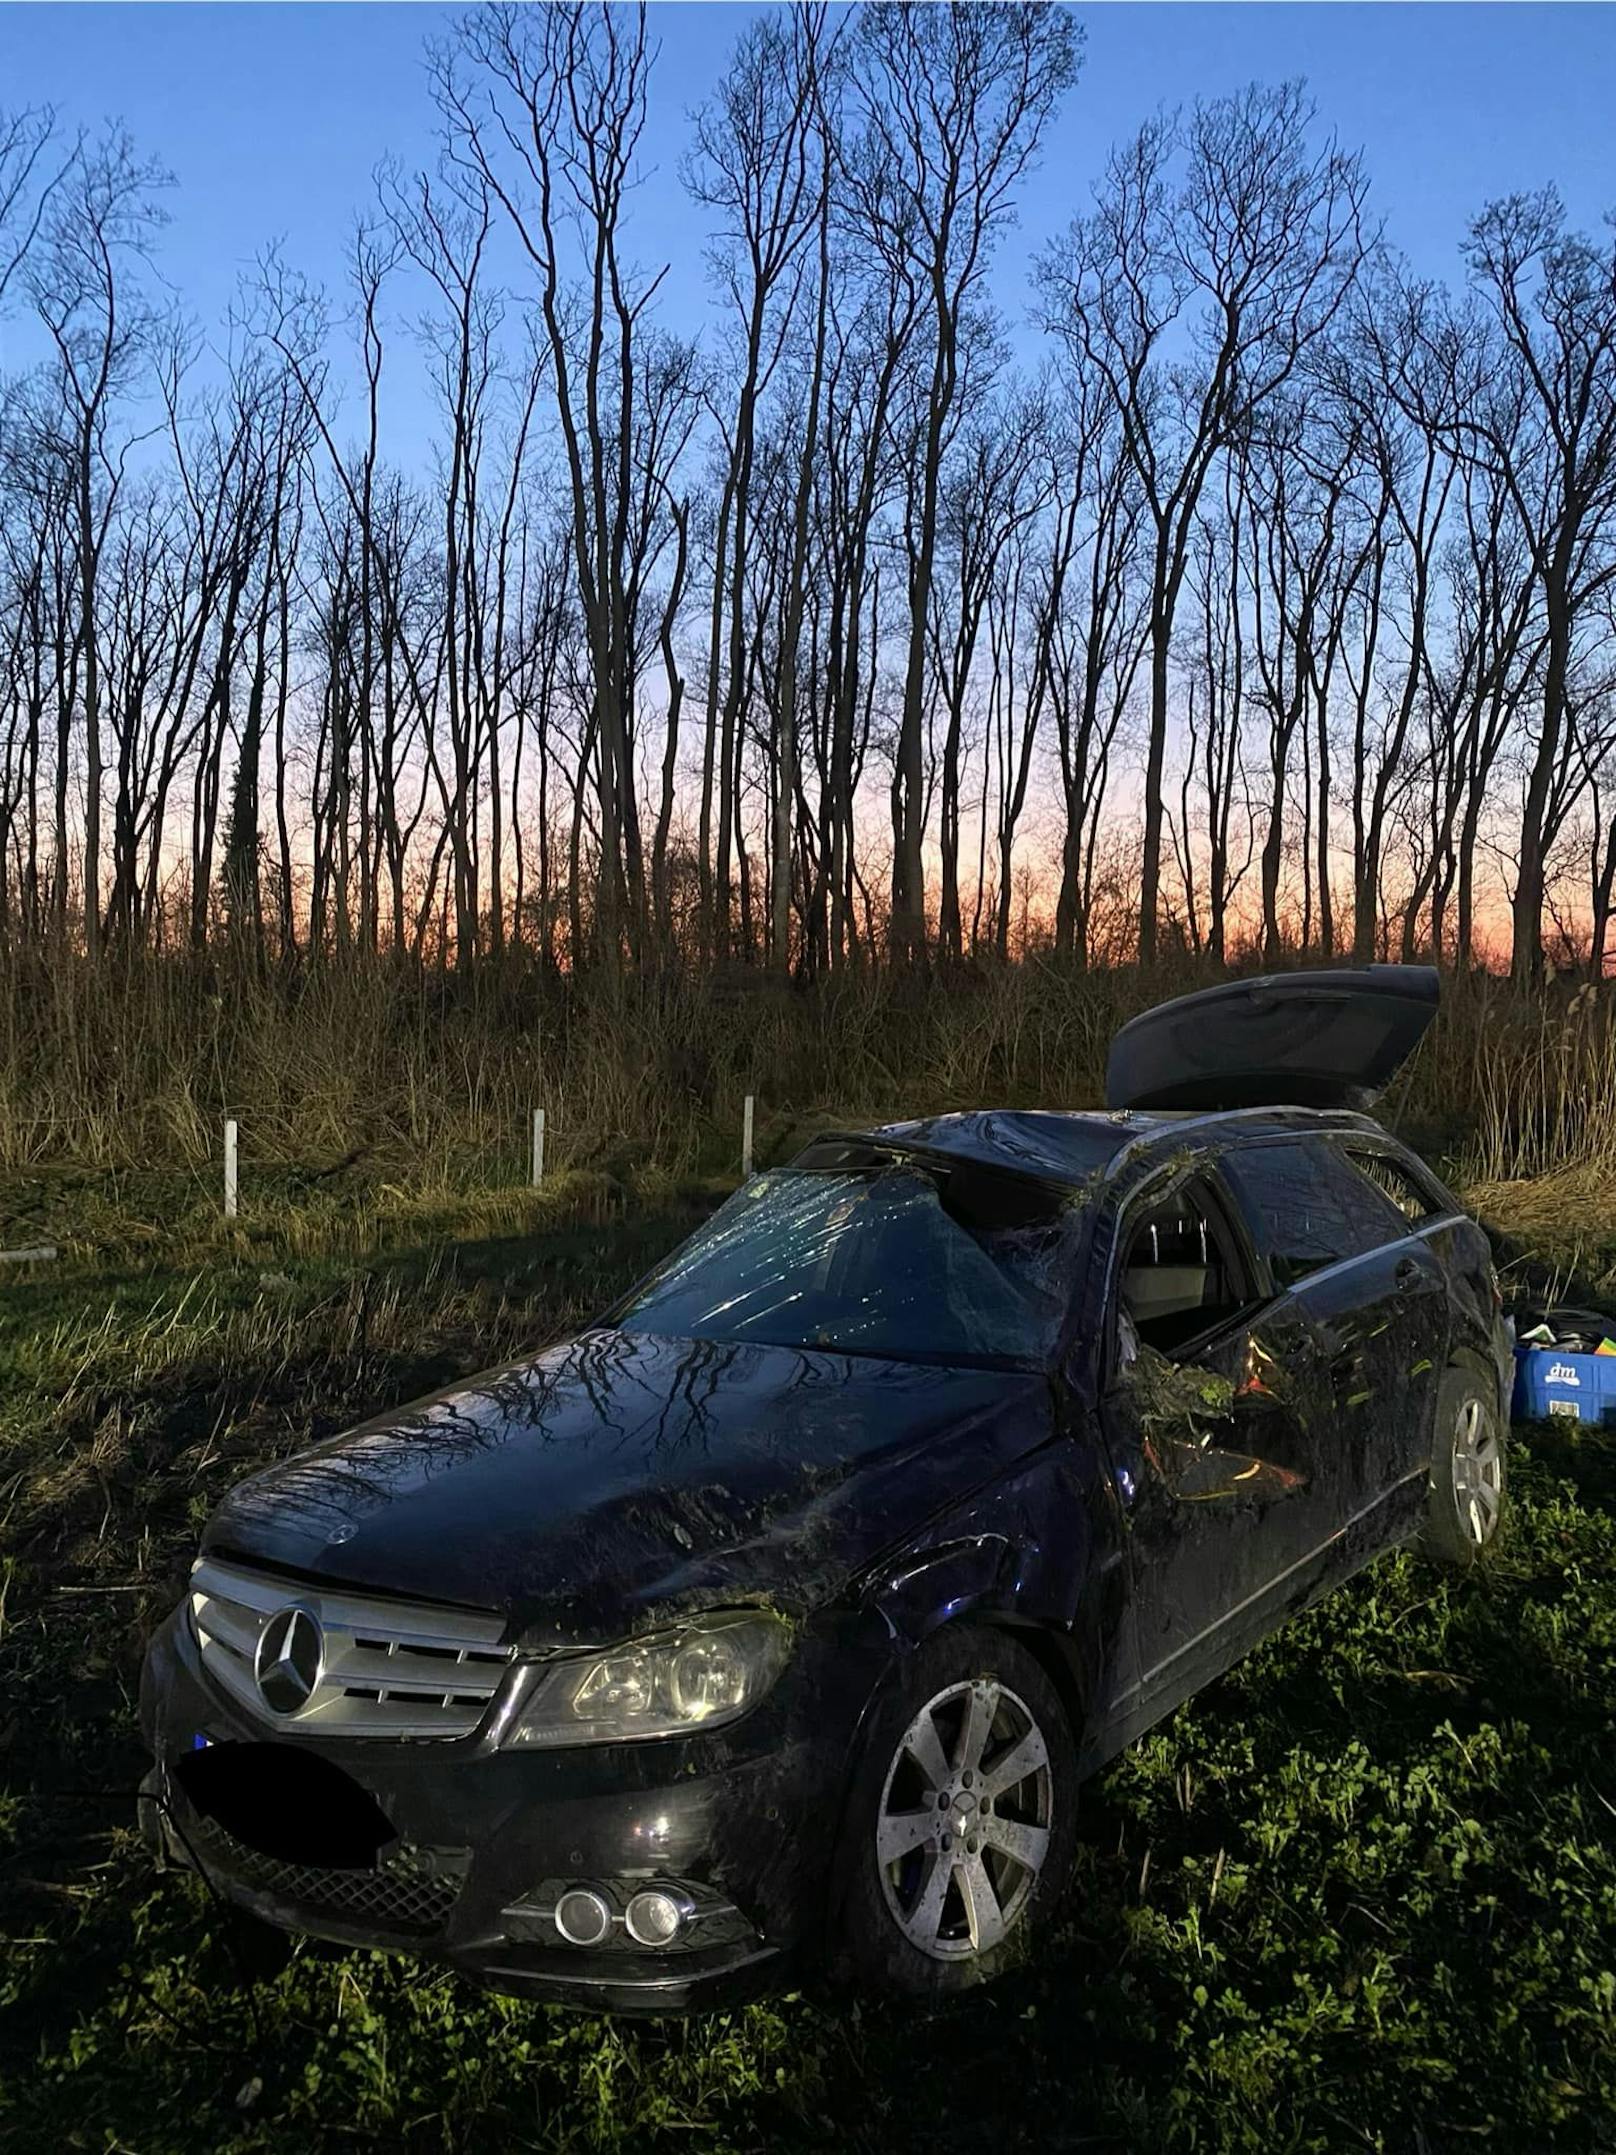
3, 3, 1613, 432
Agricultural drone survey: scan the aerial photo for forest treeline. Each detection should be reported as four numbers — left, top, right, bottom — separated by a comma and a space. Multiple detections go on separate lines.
2, 1, 1615, 987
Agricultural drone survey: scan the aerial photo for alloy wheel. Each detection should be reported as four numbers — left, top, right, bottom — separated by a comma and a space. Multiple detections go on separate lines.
1452, 1394, 1503, 1545
875, 1676, 1053, 1962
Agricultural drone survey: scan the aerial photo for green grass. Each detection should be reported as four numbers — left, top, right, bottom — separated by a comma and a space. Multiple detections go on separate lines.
2, 1177, 1615, 2152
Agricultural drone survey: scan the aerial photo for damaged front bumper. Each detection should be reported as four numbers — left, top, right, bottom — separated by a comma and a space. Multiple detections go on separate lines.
139, 1603, 863, 2013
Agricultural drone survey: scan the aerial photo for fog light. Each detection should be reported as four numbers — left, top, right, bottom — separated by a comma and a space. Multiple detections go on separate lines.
554, 1887, 612, 1947
625, 1888, 688, 1948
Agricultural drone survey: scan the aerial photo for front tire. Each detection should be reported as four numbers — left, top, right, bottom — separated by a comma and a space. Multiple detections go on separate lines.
1421, 1365, 1506, 1568
830, 1624, 1078, 1997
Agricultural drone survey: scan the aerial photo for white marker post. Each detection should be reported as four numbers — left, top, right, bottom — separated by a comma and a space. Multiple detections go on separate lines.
223, 1117, 239, 1220
531, 1106, 546, 1187
741, 1093, 755, 1179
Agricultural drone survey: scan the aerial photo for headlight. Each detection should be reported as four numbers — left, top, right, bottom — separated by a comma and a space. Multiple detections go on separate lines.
502, 1610, 793, 1749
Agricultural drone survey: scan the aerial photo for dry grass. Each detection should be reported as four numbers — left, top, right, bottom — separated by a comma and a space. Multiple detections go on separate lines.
1460, 1159, 1616, 1241
1456, 1162, 1616, 1308
3, 945, 1615, 1214
1460, 978, 1616, 1183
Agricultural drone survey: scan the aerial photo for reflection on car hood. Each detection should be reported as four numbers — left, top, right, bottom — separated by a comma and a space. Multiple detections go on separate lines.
203, 1329, 1048, 1642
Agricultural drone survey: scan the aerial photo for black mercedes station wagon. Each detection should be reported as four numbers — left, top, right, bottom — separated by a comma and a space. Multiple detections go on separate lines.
140, 968, 1512, 2010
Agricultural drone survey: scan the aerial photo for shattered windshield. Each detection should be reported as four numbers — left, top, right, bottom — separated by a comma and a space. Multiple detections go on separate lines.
615, 1160, 1089, 1369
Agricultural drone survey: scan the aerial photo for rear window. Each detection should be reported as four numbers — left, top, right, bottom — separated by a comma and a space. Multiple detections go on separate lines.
1218, 1139, 1406, 1289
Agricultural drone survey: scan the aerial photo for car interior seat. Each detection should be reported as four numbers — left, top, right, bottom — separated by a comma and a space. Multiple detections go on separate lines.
1122, 1202, 1233, 1351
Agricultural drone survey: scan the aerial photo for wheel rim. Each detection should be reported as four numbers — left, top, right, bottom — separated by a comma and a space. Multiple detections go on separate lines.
1452, 1394, 1503, 1545
875, 1677, 1054, 1962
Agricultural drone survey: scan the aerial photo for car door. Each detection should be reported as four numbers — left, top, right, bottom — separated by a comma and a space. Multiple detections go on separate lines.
1217, 1136, 1450, 1564
1093, 1163, 1345, 1754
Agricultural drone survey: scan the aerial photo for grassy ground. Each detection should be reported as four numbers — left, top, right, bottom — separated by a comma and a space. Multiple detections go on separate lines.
2, 1163, 1615, 2153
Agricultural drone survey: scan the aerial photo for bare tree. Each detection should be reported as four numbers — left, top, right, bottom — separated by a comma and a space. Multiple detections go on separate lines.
928, 392, 1045, 961
24, 128, 170, 955
0, 106, 72, 313
5, 27, 1616, 990
1461, 191, 1616, 981
443, 1, 667, 965
1042, 82, 1369, 964
1180, 482, 1257, 961
846, 0, 1078, 963
685, 5, 832, 965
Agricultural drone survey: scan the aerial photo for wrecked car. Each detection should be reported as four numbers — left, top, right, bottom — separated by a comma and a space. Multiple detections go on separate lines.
139, 965, 1511, 2009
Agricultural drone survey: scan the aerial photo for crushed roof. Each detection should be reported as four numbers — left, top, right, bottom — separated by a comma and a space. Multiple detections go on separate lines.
864, 1105, 1377, 1188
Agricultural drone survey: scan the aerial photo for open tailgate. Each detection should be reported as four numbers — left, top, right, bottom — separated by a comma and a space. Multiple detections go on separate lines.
1104, 965, 1440, 1113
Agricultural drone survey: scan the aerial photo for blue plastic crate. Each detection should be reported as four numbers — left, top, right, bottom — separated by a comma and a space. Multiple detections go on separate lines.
1512, 1344, 1616, 1424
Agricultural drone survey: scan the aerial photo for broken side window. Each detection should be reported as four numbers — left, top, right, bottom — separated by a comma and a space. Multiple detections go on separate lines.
1118, 1173, 1249, 1356
1343, 1146, 1444, 1225
1112, 1176, 1308, 1505
1121, 1339, 1309, 1506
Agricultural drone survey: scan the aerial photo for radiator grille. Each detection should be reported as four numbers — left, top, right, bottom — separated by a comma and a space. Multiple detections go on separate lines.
189, 1554, 515, 1738
189, 1817, 463, 1935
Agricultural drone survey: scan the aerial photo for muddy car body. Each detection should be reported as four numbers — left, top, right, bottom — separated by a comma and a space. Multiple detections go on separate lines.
139, 969, 1512, 2007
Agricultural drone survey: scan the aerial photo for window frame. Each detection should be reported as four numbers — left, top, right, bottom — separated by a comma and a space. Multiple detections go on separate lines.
1337, 1139, 1453, 1228
1213, 1132, 1429, 1295
1103, 1158, 1264, 1380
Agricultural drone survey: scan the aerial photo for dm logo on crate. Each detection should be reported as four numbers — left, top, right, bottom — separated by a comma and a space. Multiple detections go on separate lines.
1515, 1344, 1616, 1425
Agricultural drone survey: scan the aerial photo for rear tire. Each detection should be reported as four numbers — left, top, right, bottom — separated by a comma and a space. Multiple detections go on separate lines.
1421, 1366, 1506, 1568
829, 1624, 1078, 1998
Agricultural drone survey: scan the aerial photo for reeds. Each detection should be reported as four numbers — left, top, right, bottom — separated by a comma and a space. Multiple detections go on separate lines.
1, 944, 1610, 1198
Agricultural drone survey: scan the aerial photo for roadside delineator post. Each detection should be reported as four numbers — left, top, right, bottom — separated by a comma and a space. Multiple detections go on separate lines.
224, 1117, 239, 1220
531, 1106, 546, 1186
742, 1093, 754, 1179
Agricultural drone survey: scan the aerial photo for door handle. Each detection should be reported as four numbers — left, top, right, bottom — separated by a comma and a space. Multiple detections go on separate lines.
1395, 1256, 1420, 1292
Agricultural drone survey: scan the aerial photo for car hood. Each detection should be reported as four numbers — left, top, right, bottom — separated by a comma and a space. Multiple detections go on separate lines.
203, 1328, 1051, 1643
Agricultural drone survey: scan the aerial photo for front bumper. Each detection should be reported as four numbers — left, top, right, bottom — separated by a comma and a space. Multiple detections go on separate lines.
139, 1603, 865, 2012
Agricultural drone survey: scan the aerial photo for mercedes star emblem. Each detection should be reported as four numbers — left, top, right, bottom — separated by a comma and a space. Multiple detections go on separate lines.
254, 1605, 325, 1716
